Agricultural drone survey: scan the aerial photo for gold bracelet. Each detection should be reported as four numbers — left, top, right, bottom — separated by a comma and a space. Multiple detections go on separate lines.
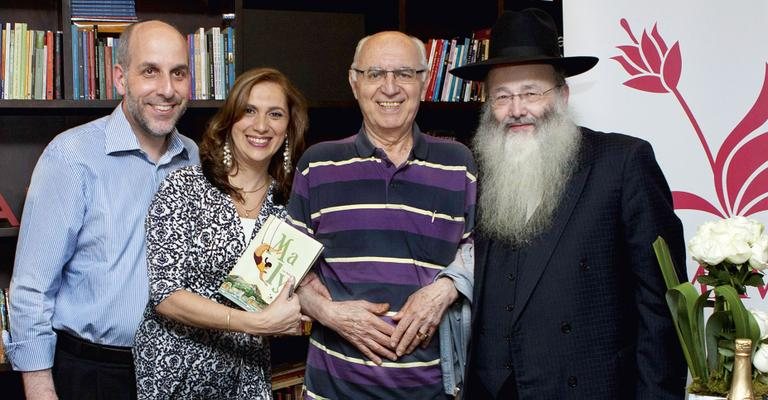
226, 309, 232, 331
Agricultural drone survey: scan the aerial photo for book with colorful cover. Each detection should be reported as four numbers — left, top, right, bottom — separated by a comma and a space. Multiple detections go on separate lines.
219, 215, 323, 312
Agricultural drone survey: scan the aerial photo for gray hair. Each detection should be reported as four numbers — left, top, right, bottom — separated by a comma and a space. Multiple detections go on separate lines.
350, 32, 428, 71
115, 22, 140, 68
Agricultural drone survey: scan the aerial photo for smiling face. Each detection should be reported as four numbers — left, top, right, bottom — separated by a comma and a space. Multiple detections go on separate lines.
229, 81, 289, 171
486, 63, 569, 136
114, 21, 190, 139
349, 32, 427, 138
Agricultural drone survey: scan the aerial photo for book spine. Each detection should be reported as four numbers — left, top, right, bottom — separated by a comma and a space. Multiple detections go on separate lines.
71, 25, 79, 100
27, 30, 35, 99
104, 43, 112, 99
226, 26, 235, 92
13, 23, 24, 99
440, 38, 457, 102
431, 39, 449, 102
9, 25, 16, 98
34, 30, 45, 100
46, 30, 54, 99
81, 30, 88, 100
0, 23, 5, 99
55, 31, 63, 99
187, 33, 194, 99
425, 38, 444, 102
88, 29, 95, 100
421, 38, 435, 102
197, 27, 207, 100
5, 24, 12, 99
206, 30, 213, 100
222, 31, 228, 98
111, 37, 120, 99
96, 39, 104, 99
25, 28, 33, 99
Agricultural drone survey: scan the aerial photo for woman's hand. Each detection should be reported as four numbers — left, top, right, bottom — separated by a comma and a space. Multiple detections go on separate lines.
252, 278, 306, 336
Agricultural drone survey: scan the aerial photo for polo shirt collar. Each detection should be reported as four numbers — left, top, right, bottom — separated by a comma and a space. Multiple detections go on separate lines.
354, 123, 429, 160
104, 104, 190, 163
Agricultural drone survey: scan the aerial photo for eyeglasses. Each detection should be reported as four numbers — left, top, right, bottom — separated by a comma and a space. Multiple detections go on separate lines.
490, 85, 563, 107
351, 68, 426, 84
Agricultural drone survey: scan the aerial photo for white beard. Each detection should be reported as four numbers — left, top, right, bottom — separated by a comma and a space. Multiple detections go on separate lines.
473, 98, 581, 245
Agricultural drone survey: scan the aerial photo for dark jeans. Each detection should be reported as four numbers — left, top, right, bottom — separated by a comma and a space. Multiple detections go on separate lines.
52, 331, 136, 400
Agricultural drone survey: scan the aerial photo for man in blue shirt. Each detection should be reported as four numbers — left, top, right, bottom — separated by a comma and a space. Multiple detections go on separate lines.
6, 20, 199, 400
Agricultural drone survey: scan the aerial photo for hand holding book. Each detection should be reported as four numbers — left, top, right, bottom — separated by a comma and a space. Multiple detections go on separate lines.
220, 215, 323, 312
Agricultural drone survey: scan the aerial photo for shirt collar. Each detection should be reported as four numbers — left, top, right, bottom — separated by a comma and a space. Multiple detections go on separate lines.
354, 123, 429, 160
104, 104, 190, 163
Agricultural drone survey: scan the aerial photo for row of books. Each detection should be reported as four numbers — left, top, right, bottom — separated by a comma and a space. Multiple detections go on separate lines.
71, 24, 121, 100
69, 24, 236, 101
271, 362, 305, 399
421, 28, 491, 103
187, 26, 236, 101
0, 287, 10, 366
71, 0, 138, 22
0, 23, 64, 100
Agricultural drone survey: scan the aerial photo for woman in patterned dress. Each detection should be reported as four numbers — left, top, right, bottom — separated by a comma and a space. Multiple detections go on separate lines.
133, 68, 309, 399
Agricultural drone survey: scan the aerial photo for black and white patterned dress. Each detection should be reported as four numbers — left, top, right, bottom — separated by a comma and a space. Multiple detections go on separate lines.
133, 165, 286, 399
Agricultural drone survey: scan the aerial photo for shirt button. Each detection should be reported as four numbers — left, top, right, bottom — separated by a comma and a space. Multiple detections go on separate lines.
568, 376, 578, 388
505, 362, 513, 370
579, 258, 589, 271
503, 333, 512, 340
561, 322, 572, 334
505, 304, 514, 312
507, 273, 516, 281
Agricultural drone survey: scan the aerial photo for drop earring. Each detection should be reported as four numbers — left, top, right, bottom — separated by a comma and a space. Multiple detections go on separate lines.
282, 139, 291, 174
222, 141, 233, 169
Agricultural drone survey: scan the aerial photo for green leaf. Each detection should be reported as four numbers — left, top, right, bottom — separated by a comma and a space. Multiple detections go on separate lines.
717, 346, 735, 357
706, 310, 729, 372
697, 275, 719, 286
714, 285, 760, 342
744, 272, 766, 287
653, 236, 680, 289
666, 283, 708, 380
654, 237, 709, 380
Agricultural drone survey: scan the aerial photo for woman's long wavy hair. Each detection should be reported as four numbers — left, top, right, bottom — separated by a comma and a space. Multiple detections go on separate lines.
200, 68, 308, 205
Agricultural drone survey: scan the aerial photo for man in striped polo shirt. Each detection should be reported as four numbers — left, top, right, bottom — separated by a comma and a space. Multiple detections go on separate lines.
290, 31, 476, 399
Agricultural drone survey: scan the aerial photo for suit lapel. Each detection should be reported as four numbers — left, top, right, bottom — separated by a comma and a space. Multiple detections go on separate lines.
508, 134, 594, 326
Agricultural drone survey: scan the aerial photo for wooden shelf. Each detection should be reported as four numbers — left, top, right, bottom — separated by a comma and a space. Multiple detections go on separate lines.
0, 99, 224, 110
0, 228, 19, 238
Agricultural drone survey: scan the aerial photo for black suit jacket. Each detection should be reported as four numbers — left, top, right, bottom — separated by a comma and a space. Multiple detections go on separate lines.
464, 128, 688, 399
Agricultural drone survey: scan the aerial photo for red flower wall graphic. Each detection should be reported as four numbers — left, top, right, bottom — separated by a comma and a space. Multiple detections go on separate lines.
613, 19, 768, 299
613, 18, 768, 218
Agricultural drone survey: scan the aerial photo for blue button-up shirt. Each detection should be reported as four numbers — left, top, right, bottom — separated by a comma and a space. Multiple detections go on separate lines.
6, 105, 199, 371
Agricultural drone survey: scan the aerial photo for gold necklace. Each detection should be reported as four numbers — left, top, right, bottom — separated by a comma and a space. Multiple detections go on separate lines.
237, 178, 271, 218
239, 178, 270, 194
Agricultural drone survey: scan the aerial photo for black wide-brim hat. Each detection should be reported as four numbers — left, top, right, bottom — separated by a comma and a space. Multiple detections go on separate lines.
450, 8, 598, 81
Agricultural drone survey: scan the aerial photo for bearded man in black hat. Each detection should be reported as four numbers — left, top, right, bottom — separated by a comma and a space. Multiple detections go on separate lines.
450, 8, 688, 399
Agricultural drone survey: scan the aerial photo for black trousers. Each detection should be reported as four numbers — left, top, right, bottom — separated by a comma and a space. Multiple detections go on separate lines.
52, 331, 137, 400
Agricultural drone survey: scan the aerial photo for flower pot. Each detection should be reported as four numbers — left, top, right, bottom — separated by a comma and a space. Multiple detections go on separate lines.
688, 394, 768, 400
687, 395, 725, 400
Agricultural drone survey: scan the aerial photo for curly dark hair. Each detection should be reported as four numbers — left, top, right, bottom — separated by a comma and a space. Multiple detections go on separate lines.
199, 68, 308, 205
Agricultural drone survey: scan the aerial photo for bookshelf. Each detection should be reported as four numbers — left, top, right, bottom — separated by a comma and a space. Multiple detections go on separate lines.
1, 0, 553, 397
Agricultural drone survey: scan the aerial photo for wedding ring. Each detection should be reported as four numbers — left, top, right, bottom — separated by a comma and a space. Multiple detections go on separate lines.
417, 332, 427, 340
